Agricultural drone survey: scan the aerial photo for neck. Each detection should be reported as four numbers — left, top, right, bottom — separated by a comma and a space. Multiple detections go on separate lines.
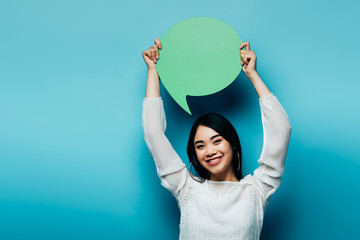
209, 171, 238, 182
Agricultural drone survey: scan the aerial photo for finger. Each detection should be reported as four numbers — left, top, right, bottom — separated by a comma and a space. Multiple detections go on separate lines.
240, 42, 250, 51
153, 45, 159, 60
240, 52, 249, 64
146, 49, 153, 60
154, 38, 162, 50
152, 49, 158, 63
143, 49, 151, 59
151, 49, 156, 60
245, 54, 252, 64
241, 51, 255, 64
146, 47, 152, 58
151, 46, 159, 60
147, 51, 156, 63
240, 52, 245, 64
242, 50, 254, 59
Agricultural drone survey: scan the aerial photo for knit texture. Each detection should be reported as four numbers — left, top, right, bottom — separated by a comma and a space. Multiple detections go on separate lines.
142, 94, 291, 240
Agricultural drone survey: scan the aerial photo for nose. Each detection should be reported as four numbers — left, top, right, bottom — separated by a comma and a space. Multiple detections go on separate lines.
205, 146, 216, 157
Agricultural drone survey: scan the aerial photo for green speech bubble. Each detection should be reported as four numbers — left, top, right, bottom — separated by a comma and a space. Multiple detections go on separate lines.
156, 17, 242, 115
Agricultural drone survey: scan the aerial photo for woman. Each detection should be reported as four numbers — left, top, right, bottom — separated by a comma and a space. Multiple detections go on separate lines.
142, 38, 291, 239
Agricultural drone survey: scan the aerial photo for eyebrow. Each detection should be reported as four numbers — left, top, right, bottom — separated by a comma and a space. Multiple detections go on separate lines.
194, 134, 221, 145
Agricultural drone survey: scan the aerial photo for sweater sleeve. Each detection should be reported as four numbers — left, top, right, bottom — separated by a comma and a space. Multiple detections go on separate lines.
253, 93, 292, 201
142, 97, 189, 199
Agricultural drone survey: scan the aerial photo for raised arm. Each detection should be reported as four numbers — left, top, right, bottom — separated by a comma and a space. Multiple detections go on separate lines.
240, 42, 271, 98
240, 42, 291, 200
142, 39, 189, 199
142, 38, 161, 98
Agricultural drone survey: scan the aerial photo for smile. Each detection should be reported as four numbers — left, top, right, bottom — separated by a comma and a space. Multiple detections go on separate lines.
206, 156, 222, 166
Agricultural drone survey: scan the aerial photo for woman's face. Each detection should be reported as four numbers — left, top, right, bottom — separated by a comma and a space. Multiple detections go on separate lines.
194, 125, 236, 181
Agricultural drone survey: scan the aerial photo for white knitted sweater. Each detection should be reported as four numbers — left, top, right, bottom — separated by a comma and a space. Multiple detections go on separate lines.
142, 93, 291, 240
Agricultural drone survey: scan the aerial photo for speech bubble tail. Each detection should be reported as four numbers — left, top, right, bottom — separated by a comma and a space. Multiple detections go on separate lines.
174, 95, 192, 115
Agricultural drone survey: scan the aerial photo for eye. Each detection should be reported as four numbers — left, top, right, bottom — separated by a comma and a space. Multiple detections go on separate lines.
214, 139, 222, 144
196, 145, 204, 150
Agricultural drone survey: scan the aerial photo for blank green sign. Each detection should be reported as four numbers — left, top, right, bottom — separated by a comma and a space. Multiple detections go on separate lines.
156, 17, 242, 115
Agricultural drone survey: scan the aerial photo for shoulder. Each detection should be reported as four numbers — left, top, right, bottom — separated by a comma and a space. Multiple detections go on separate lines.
241, 174, 268, 198
239, 174, 253, 184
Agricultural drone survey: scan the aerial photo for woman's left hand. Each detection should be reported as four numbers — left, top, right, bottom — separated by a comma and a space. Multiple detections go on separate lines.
240, 42, 258, 77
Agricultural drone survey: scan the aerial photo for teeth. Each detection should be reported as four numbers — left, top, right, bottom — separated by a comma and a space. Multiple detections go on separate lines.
209, 157, 220, 163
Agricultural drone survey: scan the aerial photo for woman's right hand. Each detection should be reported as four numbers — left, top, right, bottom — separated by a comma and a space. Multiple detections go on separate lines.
142, 38, 162, 70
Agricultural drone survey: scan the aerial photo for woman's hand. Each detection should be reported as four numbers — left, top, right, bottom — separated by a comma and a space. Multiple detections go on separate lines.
144, 38, 162, 98
240, 42, 257, 78
142, 38, 162, 70
239, 42, 271, 98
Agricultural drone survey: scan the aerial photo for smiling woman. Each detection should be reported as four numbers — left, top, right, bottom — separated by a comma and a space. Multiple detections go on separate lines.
142, 38, 292, 239
187, 113, 242, 182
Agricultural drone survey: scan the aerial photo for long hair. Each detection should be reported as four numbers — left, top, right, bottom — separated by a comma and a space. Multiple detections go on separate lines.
187, 112, 243, 182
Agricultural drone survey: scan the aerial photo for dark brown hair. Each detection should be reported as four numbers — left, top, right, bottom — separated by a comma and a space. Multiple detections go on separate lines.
187, 112, 243, 182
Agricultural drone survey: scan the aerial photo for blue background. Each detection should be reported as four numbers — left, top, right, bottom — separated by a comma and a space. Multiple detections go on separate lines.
1, 0, 359, 239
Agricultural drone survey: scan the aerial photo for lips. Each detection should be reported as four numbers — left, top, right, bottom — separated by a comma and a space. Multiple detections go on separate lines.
206, 156, 222, 166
